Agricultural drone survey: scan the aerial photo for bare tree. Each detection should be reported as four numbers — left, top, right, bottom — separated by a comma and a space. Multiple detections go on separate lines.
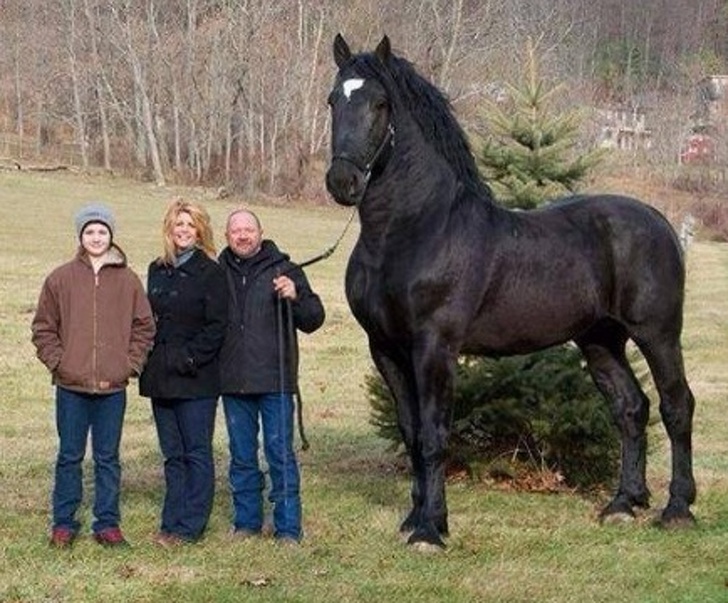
83, 0, 113, 170
2, 0, 727, 195
59, 0, 91, 169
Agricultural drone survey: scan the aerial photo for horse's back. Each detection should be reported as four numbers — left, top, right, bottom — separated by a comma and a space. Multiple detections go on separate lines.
547, 193, 684, 287
460, 193, 685, 354
541, 193, 686, 334
544, 193, 672, 232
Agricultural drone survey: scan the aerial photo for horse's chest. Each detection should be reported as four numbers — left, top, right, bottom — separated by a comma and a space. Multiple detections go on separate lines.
346, 264, 385, 317
345, 260, 407, 336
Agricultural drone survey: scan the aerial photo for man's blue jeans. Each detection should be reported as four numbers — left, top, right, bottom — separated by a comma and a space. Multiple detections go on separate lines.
223, 393, 302, 540
151, 397, 217, 541
53, 386, 126, 534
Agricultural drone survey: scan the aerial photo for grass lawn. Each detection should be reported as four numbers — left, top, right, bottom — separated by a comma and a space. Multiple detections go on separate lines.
1, 170, 728, 602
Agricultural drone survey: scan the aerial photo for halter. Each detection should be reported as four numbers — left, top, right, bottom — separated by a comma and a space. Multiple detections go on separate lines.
332, 122, 395, 194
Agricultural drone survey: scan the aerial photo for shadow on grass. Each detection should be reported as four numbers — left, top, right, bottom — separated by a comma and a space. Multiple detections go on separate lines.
300, 425, 410, 509
118, 423, 410, 522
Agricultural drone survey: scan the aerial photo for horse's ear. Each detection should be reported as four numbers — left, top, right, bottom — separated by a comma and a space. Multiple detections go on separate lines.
333, 33, 351, 68
375, 35, 392, 64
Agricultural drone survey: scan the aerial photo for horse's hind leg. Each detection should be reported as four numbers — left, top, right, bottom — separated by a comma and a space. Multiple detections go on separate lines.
638, 339, 696, 527
578, 330, 651, 520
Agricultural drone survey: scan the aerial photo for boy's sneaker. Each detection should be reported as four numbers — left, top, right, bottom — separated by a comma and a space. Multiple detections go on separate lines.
94, 527, 129, 547
49, 527, 76, 549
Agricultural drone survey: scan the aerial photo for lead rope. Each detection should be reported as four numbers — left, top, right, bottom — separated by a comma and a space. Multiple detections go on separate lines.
292, 207, 357, 272
281, 207, 357, 450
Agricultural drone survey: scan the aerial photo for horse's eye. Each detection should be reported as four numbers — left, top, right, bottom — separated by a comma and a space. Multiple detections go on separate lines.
373, 99, 388, 112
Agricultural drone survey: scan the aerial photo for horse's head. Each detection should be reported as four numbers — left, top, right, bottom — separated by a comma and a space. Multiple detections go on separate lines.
325, 34, 395, 207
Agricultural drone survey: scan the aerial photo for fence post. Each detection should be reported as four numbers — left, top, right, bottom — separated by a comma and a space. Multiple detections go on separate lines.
679, 213, 695, 251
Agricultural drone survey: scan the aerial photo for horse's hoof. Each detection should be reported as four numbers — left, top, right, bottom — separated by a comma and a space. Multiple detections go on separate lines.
599, 497, 636, 524
657, 509, 696, 530
658, 499, 696, 529
411, 540, 445, 554
660, 516, 696, 530
600, 511, 636, 526
406, 526, 446, 550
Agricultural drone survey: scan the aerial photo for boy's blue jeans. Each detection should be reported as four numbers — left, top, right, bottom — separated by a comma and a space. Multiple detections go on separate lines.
53, 387, 126, 534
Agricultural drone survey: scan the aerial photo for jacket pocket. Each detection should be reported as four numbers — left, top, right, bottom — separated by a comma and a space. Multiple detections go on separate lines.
106, 345, 132, 386
166, 345, 197, 376
55, 352, 85, 389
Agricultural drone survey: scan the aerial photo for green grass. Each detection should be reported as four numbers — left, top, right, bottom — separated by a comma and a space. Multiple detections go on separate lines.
2, 170, 728, 602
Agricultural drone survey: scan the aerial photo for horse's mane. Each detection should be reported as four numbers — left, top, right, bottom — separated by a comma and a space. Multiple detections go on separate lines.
348, 51, 490, 198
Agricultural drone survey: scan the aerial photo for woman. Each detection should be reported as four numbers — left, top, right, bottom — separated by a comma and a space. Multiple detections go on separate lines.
32, 203, 155, 548
140, 198, 228, 546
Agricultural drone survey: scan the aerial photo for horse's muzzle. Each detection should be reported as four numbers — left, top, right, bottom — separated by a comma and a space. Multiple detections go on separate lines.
326, 158, 367, 206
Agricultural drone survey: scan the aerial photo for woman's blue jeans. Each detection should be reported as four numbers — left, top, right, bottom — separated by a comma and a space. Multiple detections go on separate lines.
222, 393, 302, 540
53, 386, 126, 534
151, 397, 217, 541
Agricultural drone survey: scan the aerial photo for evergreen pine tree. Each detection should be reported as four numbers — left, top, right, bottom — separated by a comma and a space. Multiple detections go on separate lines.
478, 39, 604, 209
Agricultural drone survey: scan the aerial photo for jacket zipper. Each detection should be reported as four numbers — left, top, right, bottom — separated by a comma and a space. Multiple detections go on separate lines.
92, 272, 99, 392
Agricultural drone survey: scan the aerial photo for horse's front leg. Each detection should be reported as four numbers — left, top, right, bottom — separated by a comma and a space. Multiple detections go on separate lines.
369, 345, 425, 536
405, 332, 456, 549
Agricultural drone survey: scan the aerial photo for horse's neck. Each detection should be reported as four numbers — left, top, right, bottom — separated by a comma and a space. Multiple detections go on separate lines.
355, 122, 463, 260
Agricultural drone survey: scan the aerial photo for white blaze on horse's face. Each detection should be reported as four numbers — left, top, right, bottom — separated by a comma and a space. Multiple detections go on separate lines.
342, 78, 365, 101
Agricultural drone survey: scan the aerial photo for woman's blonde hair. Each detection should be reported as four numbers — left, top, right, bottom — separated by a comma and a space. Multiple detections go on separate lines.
158, 197, 217, 265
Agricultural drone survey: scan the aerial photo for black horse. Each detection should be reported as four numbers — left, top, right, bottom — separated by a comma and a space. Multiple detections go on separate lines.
325, 34, 696, 549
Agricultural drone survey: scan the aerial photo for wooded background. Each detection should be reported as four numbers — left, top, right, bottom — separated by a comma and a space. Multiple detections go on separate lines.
1, 0, 726, 199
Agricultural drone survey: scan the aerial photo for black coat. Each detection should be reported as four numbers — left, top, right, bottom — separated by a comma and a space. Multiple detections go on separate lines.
139, 249, 228, 399
218, 241, 325, 394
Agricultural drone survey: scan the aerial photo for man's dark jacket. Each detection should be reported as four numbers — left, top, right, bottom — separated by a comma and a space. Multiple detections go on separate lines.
139, 249, 228, 399
218, 240, 325, 394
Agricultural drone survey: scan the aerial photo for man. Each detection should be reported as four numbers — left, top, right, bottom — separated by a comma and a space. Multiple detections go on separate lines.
219, 209, 325, 543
